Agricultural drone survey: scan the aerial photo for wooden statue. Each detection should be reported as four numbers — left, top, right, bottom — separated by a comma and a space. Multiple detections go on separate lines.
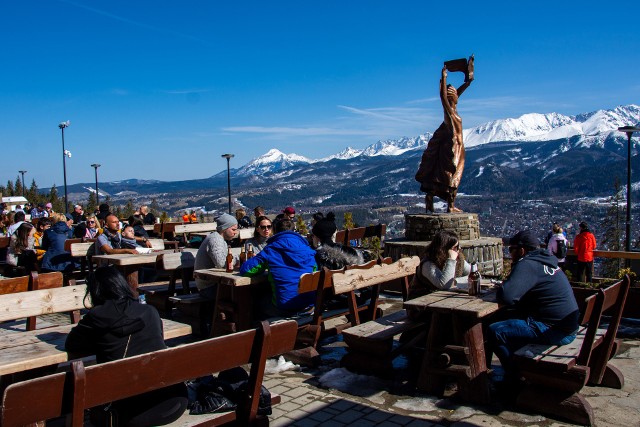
415, 55, 474, 213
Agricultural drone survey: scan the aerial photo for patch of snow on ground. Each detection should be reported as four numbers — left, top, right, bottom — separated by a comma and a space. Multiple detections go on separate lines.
265, 356, 298, 374
318, 368, 388, 396
393, 397, 441, 412
475, 166, 484, 178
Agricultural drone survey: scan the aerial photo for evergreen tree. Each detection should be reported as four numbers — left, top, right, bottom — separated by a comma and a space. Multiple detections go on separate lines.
14, 174, 23, 197
343, 212, 355, 229
5, 180, 14, 196
48, 185, 64, 213
600, 179, 624, 278
86, 191, 97, 214
26, 179, 40, 205
123, 199, 135, 217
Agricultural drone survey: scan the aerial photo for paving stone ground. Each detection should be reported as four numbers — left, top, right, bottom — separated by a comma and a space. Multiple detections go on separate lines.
261, 294, 640, 426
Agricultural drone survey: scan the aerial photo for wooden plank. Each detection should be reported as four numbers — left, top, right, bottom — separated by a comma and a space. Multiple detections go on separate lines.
0, 285, 88, 322
158, 249, 197, 271
173, 223, 218, 234
70, 242, 94, 257
0, 319, 191, 376
332, 256, 420, 295
148, 238, 165, 250
0, 276, 30, 295
92, 251, 172, 266
193, 269, 264, 287
342, 310, 420, 341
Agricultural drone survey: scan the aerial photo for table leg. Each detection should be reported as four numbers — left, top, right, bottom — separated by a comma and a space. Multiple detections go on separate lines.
233, 285, 253, 332
121, 265, 139, 296
417, 312, 447, 396
457, 318, 491, 405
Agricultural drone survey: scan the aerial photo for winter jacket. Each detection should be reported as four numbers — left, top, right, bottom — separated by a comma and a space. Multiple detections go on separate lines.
418, 258, 471, 291
574, 230, 596, 262
194, 232, 232, 291
498, 249, 579, 334
240, 231, 317, 311
41, 221, 76, 272
245, 235, 268, 255
547, 232, 568, 263
6, 234, 35, 266
66, 298, 166, 363
314, 243, 364, 271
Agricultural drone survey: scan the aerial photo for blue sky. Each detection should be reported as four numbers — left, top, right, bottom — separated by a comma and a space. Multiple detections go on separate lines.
1, 1, 638, 188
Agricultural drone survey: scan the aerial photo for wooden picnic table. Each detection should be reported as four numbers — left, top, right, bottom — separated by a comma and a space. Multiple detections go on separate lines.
194, 268, 268, 336
142, 224, 155, 231
404, 286, 501, 404
92, 249, 176, 291
0, 318, 191, 377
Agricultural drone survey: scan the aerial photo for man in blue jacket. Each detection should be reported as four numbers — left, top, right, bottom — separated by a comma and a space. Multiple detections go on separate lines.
489, 229, 579, 384
240, 218, 316, 319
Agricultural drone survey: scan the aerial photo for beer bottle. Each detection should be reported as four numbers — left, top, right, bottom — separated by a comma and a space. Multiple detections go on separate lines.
247, 243, 254, 259
468, 263, 481, 296
225, 247, 234, 273
239, 245, 247, 266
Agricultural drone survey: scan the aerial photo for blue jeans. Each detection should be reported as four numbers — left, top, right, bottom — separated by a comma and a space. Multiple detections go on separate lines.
489, 318, 576, 378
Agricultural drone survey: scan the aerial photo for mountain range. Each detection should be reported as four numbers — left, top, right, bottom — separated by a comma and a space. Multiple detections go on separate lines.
64, 105, 640, 213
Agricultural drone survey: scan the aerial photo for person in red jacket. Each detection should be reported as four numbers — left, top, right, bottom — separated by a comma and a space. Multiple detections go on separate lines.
573, 222, 596, 282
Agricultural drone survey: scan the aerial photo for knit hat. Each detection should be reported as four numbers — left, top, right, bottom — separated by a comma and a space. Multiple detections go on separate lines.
312, 212, 337, 242
283, 206, 295, 215
579, 222, 589, 231
45, 202, 53, 208
215, 213, 238, 232
508, 230, 539, 251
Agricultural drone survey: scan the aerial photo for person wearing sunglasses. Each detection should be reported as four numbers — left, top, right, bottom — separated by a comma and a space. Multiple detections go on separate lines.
409, 230, 471, 298
83, 214, 102, 240
245, 216, 272, 255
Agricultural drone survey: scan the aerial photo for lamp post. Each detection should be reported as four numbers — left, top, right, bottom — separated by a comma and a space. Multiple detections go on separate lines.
91, 164, 101, 206
18, 170, 27, 197
221, 154, 234, 214
617, 126, 640, 253
58, 120, 71, 214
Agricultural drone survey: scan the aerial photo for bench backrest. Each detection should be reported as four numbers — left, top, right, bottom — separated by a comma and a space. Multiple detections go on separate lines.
0, 284, 88, 323
147, 238, 166, 250
0, 275, 30, 295
331, 256, 420, 295
1, 320, 298, 427
580, 276, 630, 382
173, 222, 218, 234
69, 242, 94, 258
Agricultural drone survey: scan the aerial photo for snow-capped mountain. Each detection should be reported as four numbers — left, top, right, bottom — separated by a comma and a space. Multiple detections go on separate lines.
236, 148, 311, 177
463, 104, 640, 147
317, 147, 363, 162
360, 134, 431, 156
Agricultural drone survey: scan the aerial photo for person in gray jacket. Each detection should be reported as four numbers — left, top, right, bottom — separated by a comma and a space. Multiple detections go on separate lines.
194, 213, 238, 299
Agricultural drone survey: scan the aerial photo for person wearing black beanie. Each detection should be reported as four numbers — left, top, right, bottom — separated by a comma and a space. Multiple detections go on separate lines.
312, 212, 364, 270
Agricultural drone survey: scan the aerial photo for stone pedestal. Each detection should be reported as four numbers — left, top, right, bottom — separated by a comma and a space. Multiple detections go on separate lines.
384, 213, 503, 277
405, 213, 480, 241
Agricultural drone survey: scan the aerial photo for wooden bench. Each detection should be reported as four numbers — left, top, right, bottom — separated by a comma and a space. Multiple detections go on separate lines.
174, 222, 218, 244
513, 276, 630, 425
335, 256, 424, 375
1, 320, 297, 427
336, 224, 387, 248
138, 249, 198, 316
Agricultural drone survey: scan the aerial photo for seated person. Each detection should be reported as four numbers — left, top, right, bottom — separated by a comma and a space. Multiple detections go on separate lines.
6, 222, 38, 273
235, 208, 252, 229
311, 212, 364, 270
488, 230, 579, 386
66, 266, 187, 426
409, 230, 470, 298
6, 210, 26, 237
33, 217, 52, 261
41, 213, 78, 273
121, 224, 142, 249
128, 215, 152, 246
240, 218, 317, 319
71, 204, 86, 224
245, 216, 272, 255
95, 214, 138, 255
194, 214, 238, 299
139, 205, 156, 225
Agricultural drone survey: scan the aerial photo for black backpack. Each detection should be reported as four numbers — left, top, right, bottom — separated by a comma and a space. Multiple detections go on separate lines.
553, 239, 567, 259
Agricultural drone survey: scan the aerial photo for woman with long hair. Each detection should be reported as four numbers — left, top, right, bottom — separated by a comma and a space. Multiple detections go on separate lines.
410, 230, 471, 297
6, 222, 38, 273
245, 215, 272, 255
311, 212, 364, 270
66, 266, 187, 426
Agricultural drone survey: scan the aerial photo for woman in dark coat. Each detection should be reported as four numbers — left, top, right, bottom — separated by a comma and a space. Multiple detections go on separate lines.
41, 213, 77, 272
66, 266, 187, 426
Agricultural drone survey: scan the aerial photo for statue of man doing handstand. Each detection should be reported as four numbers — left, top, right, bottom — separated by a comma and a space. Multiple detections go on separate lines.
415, 55, 474, 213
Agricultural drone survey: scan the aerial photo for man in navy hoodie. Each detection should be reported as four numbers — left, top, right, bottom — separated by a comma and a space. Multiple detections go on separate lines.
240, 218, 316, 319
489, 229, 579, 382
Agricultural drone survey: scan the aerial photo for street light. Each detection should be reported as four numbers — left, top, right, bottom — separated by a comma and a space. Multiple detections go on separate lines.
221, 154, 234, 214
91, 164, 101, 206
617, 126, 640, 253
18, 170, 27, 197
58, 120, 71, 214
